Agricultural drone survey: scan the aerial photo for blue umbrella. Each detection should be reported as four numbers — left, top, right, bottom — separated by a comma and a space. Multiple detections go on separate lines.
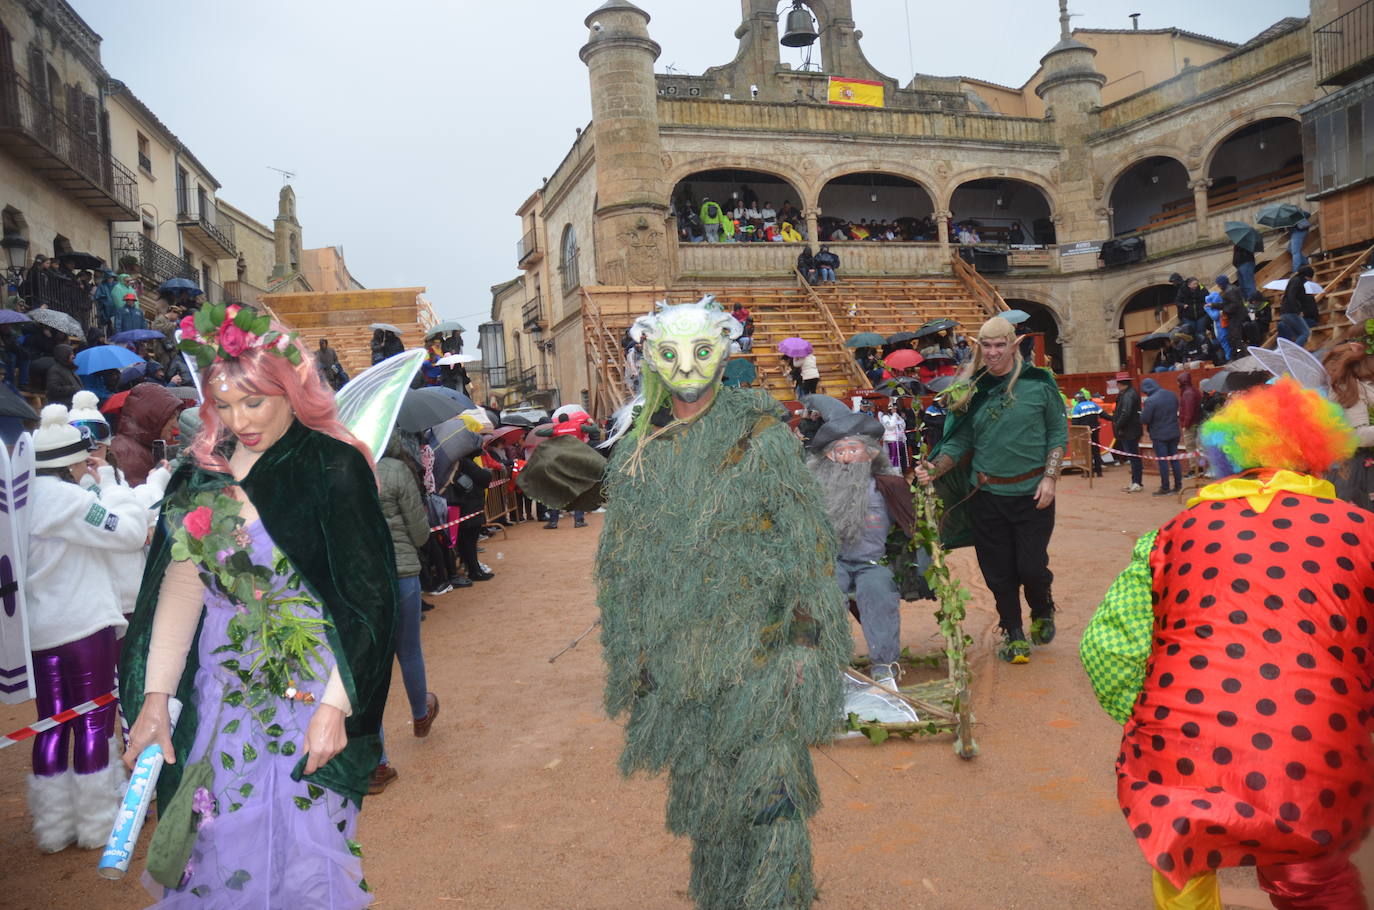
158, 277, 202, 295
426, 385, 477, 412
1002, 309, 1030, 325
74, 344, 144, 375
119, 361, 153, 385
110, 328, 166, 344
0, 309, 30, 325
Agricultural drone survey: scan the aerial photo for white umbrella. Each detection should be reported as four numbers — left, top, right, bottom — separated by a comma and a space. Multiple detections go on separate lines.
1262, 278, 1323, 294
435, 352, 479, 365
26, 307, 83, 337
369, 322, 401, 334
1346, 270, 1374, 324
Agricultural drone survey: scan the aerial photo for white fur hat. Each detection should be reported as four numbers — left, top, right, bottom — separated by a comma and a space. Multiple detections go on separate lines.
34, 404, 91, 469
67, 390, 110, 440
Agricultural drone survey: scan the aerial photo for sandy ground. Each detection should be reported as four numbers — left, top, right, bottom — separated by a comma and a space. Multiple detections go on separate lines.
1, 464, 1371, 909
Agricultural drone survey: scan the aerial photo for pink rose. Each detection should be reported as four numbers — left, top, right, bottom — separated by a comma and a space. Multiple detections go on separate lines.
183, 506, 213, 540
226, 304, 241, 321
179, 315, 197, 338
219, 324, 251, 357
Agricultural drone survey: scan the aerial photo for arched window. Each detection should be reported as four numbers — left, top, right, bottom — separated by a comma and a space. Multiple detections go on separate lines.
561, 225, 579, 293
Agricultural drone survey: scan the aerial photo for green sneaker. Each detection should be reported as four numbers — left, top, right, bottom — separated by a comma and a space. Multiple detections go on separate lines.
998, 630, 1031, 664
1030, 616, 1057, 646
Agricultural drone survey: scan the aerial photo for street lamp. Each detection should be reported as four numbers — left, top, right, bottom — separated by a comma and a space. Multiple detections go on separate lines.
2, 231, 30, 285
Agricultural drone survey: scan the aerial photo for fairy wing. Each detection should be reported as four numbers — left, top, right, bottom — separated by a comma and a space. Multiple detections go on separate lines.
0, 434, 35, 703
1277, 338, 1331, 394
334, 349, 426, 459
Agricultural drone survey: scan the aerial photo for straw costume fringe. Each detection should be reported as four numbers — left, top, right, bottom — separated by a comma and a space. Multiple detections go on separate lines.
596, 386, 849, 909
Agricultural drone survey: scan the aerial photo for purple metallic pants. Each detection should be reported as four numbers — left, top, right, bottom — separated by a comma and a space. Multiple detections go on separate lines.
30, 627, 118, 776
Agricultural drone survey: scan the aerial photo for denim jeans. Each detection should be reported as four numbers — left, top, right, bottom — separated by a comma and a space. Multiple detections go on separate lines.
1289, 229, 1309, 269
380, 574, 428, 766
1236, 262, 1257, 299
1154, 438, 1182, 489
819, 267, 836, 282
1119, 436, 1143, 486
547, 509, 584, 525
1277, 313, 1310, 346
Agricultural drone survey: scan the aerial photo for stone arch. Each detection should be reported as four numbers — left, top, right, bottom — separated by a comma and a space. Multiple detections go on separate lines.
664, 158, 811, 209
1109, 273, 1187, 330
1002, 295, 1066, 371
947, 171, 1057, 245
994, 285, 1068, 328
937, 165, 1058, 216
560, 223, 580, 293
1104, 155, 1192, 235
812, 161, 938, 206
815, 168, 937, 239
1099, 146, 1191, 205
1199, 107, 1302, 176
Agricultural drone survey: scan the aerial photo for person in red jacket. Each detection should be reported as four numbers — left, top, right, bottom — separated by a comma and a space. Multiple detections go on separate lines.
1177, 371, 1202, 477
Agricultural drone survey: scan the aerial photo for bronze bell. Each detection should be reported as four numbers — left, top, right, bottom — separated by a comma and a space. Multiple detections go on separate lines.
780, 2, 818, 48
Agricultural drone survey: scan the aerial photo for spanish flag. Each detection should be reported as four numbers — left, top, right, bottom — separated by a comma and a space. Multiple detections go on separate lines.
827, 77, 884, 108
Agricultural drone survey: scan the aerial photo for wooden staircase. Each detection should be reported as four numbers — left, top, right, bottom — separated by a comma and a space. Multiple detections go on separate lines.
580, 259, 1004, 413
1306, 242, 1374, 346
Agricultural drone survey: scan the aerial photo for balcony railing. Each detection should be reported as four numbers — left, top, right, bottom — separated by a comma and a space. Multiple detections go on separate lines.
16, 269, 93, 331
111, 232, 196, 290
1315, 0, 1374, 86
137, 151, 152, 173
0, 68, 139, 220
483, 365, 509, 388
223, 279, 265, 306
176, 200, 237, 257
522, 294, 545, 330
516, 228, 541, 267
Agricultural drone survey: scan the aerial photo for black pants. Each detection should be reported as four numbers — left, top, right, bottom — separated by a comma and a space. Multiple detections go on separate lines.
1118, 435, 1143, 485
456, 513, 484, 576
969, 490, 1055, 634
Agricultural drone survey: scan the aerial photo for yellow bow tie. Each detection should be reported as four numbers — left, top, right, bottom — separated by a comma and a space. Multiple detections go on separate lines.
1187, 469, 1335, 513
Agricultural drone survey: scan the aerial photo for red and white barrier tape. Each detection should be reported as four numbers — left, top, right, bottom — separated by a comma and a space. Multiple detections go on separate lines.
429, 510, 485, 533
0, 691, 117, 750
1093, 441, 1199, 462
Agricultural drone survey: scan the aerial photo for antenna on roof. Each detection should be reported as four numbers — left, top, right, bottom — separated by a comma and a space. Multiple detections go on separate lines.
267, 166, 296, 185
1129, 12, 1141, 29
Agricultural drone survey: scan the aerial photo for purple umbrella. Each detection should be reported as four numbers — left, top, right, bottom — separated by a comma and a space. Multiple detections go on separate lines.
777, 337, 813, 358
0, 310, 31, 325
110, 328, 166, 344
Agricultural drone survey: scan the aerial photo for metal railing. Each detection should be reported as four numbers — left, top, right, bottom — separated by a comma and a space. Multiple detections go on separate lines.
16, 269, 93, 330
223, 280, 265, 306
522, 293, 545, 330
483, 365, 509, 388
0, 68, 138, 217
110, 232, 196, 290
1315, 0, 1374, 86
516, 228, 539, 266
137, 151, 152, 172
175, 197, 237, 255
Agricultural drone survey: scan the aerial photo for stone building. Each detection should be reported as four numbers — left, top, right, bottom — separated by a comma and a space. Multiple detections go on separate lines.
0, 0, 138, 315
492, 0, 1367, 410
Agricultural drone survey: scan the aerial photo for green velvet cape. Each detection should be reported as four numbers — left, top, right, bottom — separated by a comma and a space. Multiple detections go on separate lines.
931, 361, 1061, 549
119, 420, 399, 809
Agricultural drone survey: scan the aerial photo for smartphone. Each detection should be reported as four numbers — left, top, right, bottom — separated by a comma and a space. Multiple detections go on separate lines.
151, 439, 167, 463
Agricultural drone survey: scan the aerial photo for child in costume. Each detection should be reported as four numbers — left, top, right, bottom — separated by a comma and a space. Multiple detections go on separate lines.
595, 296, 850, 909
26, 404, 150, 852
1081, 378, 1373, 909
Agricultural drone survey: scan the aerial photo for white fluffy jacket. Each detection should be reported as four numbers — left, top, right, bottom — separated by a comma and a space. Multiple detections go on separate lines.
83, 464, 170, 616
26, 474, 150, 651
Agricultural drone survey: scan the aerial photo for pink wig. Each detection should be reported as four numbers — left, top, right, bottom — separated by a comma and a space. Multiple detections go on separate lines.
188, 328, 374, 475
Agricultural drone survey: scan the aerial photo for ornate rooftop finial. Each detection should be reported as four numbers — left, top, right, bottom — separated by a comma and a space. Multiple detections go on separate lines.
1058, 0, 1071, 41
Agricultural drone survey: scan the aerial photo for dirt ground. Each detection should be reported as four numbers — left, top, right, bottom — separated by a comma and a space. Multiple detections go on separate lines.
1, 464, 1371, 909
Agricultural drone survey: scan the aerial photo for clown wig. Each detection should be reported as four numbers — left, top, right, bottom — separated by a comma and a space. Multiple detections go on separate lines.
1198, 376, 1355, 478
188, 326, 373, 474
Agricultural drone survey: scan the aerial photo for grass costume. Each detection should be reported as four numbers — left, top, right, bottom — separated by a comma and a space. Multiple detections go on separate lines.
596, 298, 849, 910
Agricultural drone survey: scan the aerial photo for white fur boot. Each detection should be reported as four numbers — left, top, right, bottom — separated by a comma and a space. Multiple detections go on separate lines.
27, 771, 76, 853
73, 761, 125, 849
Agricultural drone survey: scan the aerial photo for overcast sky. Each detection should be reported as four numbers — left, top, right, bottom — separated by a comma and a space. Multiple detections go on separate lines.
74, 0, 1308, 338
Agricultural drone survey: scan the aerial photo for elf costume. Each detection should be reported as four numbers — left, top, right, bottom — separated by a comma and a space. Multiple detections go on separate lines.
1082, 378, 1373, 909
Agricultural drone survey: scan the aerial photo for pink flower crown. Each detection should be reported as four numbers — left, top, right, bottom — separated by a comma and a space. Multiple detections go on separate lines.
178, 302, 303, 369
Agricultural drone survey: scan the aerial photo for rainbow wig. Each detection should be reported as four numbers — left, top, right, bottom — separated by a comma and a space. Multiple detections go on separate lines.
1199, 376, 1356, 478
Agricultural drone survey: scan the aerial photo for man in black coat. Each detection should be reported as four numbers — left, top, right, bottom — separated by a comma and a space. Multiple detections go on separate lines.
1112, 372, 1143, 492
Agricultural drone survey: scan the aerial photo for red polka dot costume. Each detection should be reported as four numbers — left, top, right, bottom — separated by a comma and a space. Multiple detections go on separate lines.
1118, 493, 1374, 888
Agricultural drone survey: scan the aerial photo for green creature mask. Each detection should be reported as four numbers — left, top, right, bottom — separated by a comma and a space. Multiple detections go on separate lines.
633, 296, 740, 404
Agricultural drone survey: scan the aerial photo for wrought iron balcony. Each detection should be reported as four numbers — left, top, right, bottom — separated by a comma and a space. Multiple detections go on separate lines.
0, 68, 139, 220
176, 200, 237, 257
511, 365, 539, 393
522, 293, 546, 331
223, 280, 265, 306
137, 151, 152, 173
516, 228, 542, 267
483, 365, 509, 388
16, 269, 93, 331
111, 232, 196, 291
1315, 0, 1374, 86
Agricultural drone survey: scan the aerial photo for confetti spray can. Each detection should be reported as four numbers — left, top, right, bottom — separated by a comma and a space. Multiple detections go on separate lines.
98, 697, 182, 880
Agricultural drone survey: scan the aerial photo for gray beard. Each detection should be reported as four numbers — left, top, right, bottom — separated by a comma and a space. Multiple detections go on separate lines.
808, 455, 882, 551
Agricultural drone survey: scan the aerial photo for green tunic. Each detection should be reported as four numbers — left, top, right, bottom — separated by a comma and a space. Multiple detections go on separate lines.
596, 386, 850, 910
932, 361, 1066, 547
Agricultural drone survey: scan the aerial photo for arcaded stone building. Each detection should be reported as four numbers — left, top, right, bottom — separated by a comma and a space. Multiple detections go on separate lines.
490, 0, 1365, 409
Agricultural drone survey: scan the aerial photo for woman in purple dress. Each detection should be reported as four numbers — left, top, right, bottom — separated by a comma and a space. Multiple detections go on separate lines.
121, 304, 398, 906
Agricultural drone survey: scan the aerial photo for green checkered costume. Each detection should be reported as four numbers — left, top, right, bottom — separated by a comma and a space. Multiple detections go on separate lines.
1079, 529, 1158, 724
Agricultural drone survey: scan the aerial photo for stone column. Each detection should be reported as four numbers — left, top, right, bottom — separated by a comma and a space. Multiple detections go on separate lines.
1190, 177, 1212, 238
804, 207, 820, 248
935, 209, 951, 247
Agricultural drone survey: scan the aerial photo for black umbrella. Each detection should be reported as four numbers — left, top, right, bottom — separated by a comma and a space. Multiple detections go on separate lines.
914, 318, 958, 339
56, 251, 104, 270
397, 387, 465, 432
499, 408, 549, 428
885, 331, 920, 345
428, 418, 483, 489
1136, 332, 1173, 351
0, 383, 38, 421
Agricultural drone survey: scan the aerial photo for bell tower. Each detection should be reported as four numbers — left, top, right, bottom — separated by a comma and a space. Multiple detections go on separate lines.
1035, 0, 1104, 244
271, 185, 302, 279
580, 0, 671, 287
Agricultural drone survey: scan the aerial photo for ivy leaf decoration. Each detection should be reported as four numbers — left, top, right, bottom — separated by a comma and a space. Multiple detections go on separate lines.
219, 751, 235, 771
225, 869, 252, 891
